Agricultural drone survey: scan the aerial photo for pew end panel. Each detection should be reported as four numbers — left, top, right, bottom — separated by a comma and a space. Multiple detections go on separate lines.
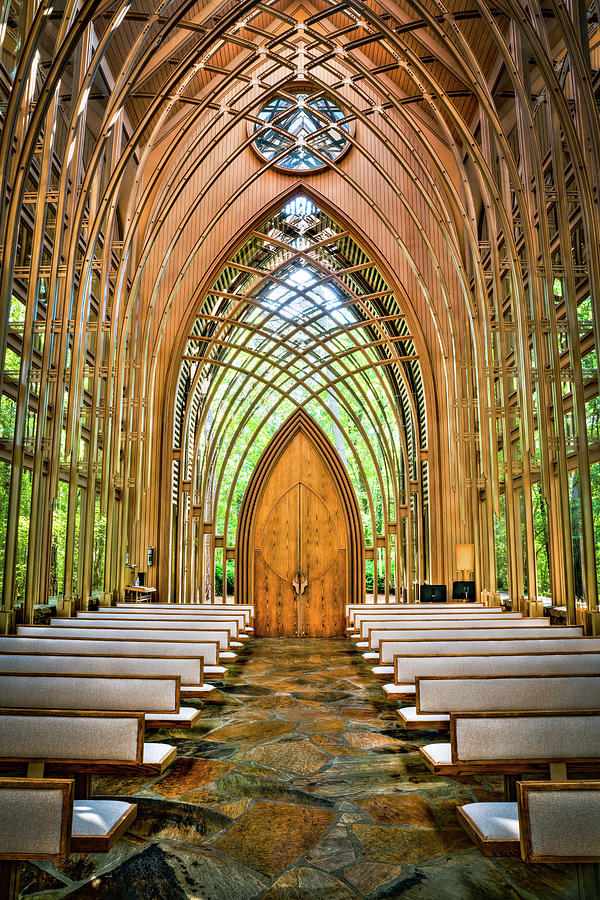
0, 778, 74, 861
517, 781, 600, 864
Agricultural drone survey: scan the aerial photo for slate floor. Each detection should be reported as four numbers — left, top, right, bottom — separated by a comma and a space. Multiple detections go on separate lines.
22, 637, 580, 898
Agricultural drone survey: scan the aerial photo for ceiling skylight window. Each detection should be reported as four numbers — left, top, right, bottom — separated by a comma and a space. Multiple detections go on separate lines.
253, 90, 351, 172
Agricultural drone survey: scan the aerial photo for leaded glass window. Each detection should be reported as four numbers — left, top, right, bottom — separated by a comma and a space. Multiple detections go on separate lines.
253, 90, 350, 171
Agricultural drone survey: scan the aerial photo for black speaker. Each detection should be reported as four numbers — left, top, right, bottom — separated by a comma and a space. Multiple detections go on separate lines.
420, 584, 447, 603
452, 580, 476, 601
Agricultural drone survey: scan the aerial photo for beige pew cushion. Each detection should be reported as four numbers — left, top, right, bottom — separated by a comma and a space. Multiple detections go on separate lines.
72, 800, 137, 852
397, 706, 449, 729
18, 626, 231, 651
453, 712, 600, 763
0, 637, 219, 666
0, 674, 178, 713
355, 614, 521, 638
145, 708, 201, 728
417, 674, 600, 715
0, 711, 143, 763
394, 651, 600, 685
518, 782, 600, 862
0, 778, 73, 860
457, 802, 520, 857
0, 653, 203, 686
380, 636, 600, 665
460, 802, 519, 840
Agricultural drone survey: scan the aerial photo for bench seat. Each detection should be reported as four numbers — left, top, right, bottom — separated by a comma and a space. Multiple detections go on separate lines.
371, 665, 394, 678
421, 743, 452, 768
45, 741, 176, 776
382, 683, 415, 699
181, 683, 215, 696
397, 706, 449, 729
145, 708, 201, 728
0, 637, 221, 666
420, 711, 600, 777
71, 799, 137, 853
457, 802, 520, 857
392, 650, 600, 688
380, 636, 600, 666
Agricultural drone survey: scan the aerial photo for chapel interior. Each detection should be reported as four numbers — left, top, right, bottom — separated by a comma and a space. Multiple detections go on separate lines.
0, 0, 600, 896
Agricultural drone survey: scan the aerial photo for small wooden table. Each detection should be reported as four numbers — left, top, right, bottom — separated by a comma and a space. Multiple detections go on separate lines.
123, 585, 158, 603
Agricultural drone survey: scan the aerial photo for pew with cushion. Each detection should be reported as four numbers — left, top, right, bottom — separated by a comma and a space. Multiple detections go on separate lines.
0, 709, 176, 776
0, 673, 201, 729
0, 636, 225, 672
0, 651, 212, 697
420, 710, 600, 777
373, 635, 600, 674
383, 650, 600, 701
0, 777, 137, 899
346, 603, 486, 628
398, 673, 600, 729
116, 602, 254, 626
17, 625, 236, 656
459, 780, 600, 900
77, 613, 250, 641
363, 623, 567, 657
353, 614, 525, 643
0, 775, 136, 877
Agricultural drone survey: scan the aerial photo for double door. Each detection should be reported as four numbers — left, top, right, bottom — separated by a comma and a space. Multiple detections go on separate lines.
253, 431, 346, 636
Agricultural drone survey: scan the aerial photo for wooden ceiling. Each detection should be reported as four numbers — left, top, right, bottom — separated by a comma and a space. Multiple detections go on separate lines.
89, 0, 511, 155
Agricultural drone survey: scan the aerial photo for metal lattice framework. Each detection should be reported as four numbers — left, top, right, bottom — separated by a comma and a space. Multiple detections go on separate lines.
0, 0, 598, 624
172, 193, 426, 604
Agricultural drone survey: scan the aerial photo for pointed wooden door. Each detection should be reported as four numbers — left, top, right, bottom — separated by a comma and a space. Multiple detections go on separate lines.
252, 429, 347, 636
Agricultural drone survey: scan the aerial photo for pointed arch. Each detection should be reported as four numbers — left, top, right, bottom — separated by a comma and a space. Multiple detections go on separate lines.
235, 409, 364, 611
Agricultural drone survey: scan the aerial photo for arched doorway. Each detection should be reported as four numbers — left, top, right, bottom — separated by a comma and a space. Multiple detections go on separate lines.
237, 410, 364, 636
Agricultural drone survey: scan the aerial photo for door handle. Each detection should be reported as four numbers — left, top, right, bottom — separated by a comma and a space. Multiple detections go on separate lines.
292, 570, 307, 595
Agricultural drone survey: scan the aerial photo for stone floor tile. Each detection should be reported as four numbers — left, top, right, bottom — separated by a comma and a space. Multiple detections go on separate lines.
153, 757, 236, 797
343, 861, 404, 895
262, 866, 359, 899
214, 800, 337, 876
356, 794, 435, 827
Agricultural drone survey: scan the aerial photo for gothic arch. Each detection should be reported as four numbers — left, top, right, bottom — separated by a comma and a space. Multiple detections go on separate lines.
235, 409, 364, 613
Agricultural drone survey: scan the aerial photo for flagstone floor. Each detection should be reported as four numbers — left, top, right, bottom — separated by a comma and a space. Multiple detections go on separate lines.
22, 638, 579, 898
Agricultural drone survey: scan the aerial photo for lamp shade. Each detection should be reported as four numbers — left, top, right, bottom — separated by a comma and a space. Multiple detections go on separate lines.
456, 543, 475, 572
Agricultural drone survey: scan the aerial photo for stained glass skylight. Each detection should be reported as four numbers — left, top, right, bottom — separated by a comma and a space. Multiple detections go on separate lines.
253, 91, 350, 171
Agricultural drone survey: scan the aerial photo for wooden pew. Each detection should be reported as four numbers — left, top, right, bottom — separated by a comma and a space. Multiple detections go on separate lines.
346, 603, 484, 628
115, 603, 254, 627
398, 673, 600, 730
0, 673, 201, 729
384, 650, 600, 700
360, 622, 561, 655
45, 618, 246, 648
458, 780, 600, 877
0, 778, 136, 897
373, 634, 598, 675
0, 709, 176, 776
0, 652, 212, 698
419, 710, 600, 778
352, 614, 524, 642
17, 625, 236, 657
351, 609, 521, 632
77, 612, 250, 641
0, 636, 225, 674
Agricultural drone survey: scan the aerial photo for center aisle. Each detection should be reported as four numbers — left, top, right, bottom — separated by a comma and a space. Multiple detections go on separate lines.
29, 638, 576, 898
